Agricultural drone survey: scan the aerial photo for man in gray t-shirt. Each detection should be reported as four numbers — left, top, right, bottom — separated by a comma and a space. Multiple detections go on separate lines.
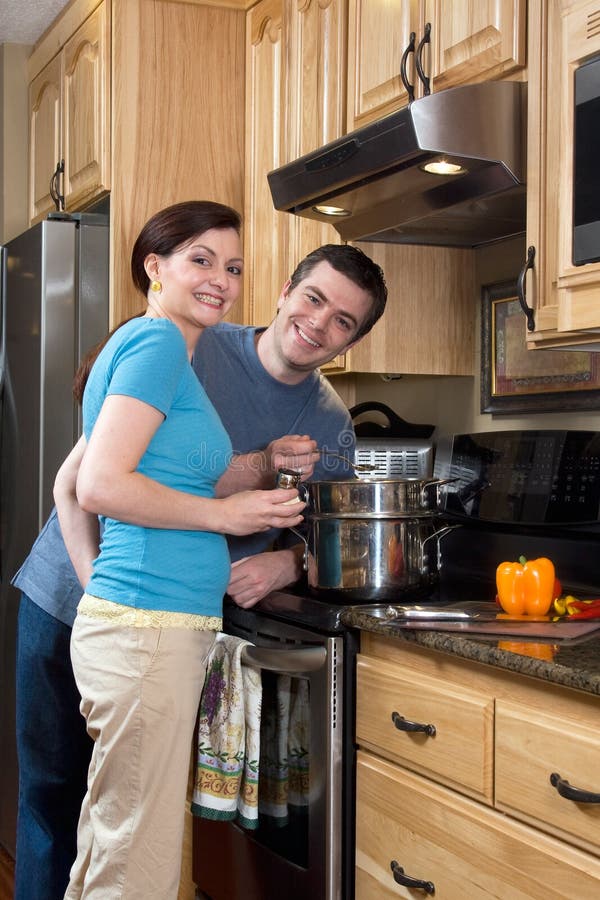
13, 243, 387, 900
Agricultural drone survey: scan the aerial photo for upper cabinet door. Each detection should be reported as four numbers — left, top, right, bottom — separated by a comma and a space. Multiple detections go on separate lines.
526, 0, 600, 349
62, 1, 111, 210
284, 0, 347, 266
28, 0, 110, 225
29, 54, 62, 223
244, 0, 288, 327
347, 1, 526, 131
347, 0, 422, 130
425, 0, 526, 92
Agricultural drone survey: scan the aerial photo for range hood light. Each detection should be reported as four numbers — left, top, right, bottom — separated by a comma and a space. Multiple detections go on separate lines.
421, 158, 467, 176
312, 203, 351, 217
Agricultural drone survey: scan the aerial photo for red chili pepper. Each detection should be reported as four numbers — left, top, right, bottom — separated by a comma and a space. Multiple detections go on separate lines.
568, 606, 600, 620
568, 598, 600, 611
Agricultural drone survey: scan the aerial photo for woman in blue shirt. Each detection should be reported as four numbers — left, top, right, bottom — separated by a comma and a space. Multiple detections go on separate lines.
57, 201, 305, 899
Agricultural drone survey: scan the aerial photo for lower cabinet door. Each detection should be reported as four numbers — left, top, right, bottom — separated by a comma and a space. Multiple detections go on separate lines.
355, 750, 600, 899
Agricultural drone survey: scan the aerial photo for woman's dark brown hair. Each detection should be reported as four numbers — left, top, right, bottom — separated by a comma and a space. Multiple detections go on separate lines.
72, 313, 145, 404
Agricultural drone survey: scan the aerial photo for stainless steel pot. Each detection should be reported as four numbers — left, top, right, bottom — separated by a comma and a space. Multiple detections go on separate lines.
308, 515, 456, 601
306, 477, 455, 517
303, 478, 458, 601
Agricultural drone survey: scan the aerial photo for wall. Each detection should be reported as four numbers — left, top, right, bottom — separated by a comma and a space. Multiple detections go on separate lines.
0, 44, 30, 243
350, 235, 600, 439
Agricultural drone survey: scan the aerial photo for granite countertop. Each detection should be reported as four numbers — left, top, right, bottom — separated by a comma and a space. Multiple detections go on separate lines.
341, 607, 600, 696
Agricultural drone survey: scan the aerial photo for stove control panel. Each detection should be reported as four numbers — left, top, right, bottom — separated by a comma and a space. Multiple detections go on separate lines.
434, 430, 600, 525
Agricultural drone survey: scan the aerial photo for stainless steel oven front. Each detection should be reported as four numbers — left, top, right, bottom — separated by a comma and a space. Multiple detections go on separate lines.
193, 596, 358, 900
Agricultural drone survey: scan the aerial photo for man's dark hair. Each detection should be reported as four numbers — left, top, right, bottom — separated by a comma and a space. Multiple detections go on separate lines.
287, 244, 387, 339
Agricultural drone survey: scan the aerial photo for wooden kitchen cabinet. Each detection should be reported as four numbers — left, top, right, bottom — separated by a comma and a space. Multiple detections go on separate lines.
283, 0, 346, 269
526, 0, 600, 349
495, 700, 600, 857
356, 752, 600, 899
334, 241, 477, 375
244, 0, 288, 328
28, 0, 110, 223
244, 0, 345, 327
111, 0, 245, 325
356, 654, 493, 803
29, 54, 62, 223
355, 633, 600, 897
29, 0, 246, 326
347, 0, 526, 130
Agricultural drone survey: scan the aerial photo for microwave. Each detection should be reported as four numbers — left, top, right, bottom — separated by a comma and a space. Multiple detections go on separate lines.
573, 53, 600, 266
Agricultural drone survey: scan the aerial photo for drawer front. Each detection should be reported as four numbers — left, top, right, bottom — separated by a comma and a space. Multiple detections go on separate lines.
496, 700, 600, 856
356, 750, 600, 900
356, 654, 493, 802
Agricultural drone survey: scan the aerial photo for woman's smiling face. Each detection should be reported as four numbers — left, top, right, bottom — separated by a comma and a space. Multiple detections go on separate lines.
145, 227, 243, 336
271, 260, 373, 373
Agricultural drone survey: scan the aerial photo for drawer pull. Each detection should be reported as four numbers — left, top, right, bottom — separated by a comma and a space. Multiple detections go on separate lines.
390, 860, 435, 894
391, 711, 436, 737
550, 772, 600, 804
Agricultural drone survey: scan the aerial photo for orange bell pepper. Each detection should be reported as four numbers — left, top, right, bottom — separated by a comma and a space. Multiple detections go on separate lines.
495, 556, 555, 616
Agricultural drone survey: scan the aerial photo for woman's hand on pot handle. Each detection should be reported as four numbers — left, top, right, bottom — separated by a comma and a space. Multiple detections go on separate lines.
215, 488, 306, 536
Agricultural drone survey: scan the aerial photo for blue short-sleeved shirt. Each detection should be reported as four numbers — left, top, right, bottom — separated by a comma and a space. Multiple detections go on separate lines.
82, 317, 232, 616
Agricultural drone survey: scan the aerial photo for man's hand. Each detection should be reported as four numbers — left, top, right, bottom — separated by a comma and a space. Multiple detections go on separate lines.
216, 435, 320, 495
227, 548, 304, 608
264, 434, 320, 482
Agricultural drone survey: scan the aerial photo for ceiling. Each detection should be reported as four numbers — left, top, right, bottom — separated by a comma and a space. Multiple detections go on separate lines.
0, 0, 70, 45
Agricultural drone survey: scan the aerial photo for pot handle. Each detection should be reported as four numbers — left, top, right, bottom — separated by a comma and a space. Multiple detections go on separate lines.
421, 524, 461, 571
287, 526, 310, 572
419, 477, 458, 508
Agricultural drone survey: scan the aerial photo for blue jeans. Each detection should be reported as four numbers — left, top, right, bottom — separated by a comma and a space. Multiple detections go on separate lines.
15, 594, 93, 900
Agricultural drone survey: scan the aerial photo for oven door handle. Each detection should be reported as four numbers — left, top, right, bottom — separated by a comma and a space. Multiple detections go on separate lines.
241, 644, 327, 674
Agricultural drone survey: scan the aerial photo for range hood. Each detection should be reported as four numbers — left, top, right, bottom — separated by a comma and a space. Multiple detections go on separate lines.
268, 81, 527, 248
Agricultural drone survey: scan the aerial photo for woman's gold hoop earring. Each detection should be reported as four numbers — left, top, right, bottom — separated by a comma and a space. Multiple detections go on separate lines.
150, 280, 162, 293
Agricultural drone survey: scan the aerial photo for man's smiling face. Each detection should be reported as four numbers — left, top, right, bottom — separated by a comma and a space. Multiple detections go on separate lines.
271, 260, 373, 373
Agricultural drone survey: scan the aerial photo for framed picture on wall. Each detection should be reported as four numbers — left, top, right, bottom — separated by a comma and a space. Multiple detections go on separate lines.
481, 280, 600, 414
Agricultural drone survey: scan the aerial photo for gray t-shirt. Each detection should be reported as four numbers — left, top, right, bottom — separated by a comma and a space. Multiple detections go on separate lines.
13, 322, 355, 626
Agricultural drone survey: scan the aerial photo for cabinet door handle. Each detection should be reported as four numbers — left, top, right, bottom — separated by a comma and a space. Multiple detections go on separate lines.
49, 159, 66, 211
415, 23, 431, 96
390, 860, 435, 894
517, 245, 536, 332
49, 163, 59, 209
391, 711, 436, 737
550, 772, 600, 804
400, 31, 416, 104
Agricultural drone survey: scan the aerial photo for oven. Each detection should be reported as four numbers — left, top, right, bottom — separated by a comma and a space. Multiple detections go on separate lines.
193, 595, 359, 900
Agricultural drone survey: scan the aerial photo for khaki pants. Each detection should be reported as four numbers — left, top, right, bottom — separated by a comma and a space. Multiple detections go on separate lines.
65, 614, 215, 900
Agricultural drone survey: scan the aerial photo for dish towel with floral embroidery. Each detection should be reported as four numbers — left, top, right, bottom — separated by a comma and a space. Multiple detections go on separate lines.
192, 633, 261, 830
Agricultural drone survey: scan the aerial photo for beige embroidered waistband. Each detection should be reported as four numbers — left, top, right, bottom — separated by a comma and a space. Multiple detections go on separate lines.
77, 593, 222, 631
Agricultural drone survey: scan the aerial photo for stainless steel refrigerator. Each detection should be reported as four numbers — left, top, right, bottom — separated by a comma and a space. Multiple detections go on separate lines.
0, 211, 109, 855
